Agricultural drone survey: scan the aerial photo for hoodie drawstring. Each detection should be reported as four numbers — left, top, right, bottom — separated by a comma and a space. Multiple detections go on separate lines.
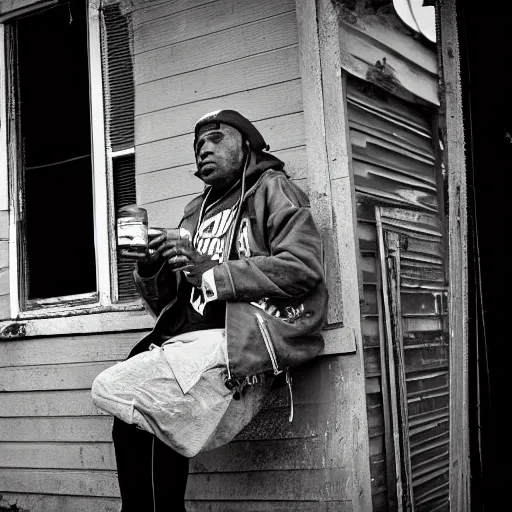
221, 150, 250, 390
286, 369, 294, 422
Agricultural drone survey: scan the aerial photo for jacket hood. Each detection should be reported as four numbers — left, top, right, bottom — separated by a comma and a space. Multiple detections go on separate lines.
244, 151, 286, 184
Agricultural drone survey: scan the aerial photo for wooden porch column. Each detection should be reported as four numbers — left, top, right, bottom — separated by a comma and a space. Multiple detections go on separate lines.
438, 0, 470, 510
296, 0, 373, 510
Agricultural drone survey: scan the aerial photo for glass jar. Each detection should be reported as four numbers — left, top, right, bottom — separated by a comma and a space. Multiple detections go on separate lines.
117, 205, 148, 255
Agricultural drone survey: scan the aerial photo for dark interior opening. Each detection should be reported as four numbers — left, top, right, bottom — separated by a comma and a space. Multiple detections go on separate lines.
458, 1, 512, 509
16, 0, 97, 300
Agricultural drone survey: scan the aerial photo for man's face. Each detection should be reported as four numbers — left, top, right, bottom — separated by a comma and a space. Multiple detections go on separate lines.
195, 123, 245, 190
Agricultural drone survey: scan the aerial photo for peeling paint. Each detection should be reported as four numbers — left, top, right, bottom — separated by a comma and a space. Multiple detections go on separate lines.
332, 0, 396, 21
0, 495, 28, 512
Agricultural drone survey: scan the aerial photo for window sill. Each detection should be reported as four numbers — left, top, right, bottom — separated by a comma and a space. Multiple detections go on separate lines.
0, 302, 154, 339
0, 307, 357, 355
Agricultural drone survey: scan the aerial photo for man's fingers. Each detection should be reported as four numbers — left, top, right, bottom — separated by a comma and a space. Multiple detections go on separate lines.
119, 250, 147, 260
148, 235, 166, 248
156, 241, 191, 257
162, 247, 177, 259
158, 241, 182, 254
162, 244, 196, 258
177, 246, 196, 257
165, 255, 191, 267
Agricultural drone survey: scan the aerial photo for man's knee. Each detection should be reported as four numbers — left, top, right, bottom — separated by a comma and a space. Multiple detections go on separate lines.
91, 364, 118, 407
91, 370, 106, 406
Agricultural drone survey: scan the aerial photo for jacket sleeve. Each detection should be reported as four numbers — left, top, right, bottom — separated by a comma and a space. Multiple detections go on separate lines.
213, 176, 325, 301
133, 262, 179, 317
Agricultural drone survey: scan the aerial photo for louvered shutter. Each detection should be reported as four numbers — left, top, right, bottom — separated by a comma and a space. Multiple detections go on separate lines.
349, 74, 450, 511
103, 3, 134, 150
112, 155, 138, 301
102, 3, 138, 301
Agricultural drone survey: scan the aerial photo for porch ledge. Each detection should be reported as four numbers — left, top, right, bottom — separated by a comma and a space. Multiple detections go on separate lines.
1, 309, 357, 356
0, 307, 153, 339
320, 325, 356, 355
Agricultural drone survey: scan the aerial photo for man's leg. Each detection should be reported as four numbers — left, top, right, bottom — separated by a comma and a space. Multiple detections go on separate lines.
112, 417, 154, 511
112, 417, 189, 512
153, 434, 190, 511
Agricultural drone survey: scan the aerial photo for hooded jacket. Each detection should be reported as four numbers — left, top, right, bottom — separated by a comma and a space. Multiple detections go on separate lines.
131, 152, 328, 381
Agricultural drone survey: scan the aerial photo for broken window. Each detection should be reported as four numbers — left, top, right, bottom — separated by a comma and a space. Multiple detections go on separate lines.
3, 0, 136, 312
15, 0, 96, 303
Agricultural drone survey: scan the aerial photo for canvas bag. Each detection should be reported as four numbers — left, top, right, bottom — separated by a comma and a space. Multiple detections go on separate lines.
92, 330, 272, 458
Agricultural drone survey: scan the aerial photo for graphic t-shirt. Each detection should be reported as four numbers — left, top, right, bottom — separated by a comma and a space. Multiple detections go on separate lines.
189, 203, 237, 316
170, 196, 240, 337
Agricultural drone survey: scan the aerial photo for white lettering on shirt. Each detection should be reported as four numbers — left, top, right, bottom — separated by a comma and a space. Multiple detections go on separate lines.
190, 205, 237, 315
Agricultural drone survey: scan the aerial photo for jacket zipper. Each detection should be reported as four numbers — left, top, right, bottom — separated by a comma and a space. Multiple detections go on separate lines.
255, 312, 282, 376
255, 312, 294, 422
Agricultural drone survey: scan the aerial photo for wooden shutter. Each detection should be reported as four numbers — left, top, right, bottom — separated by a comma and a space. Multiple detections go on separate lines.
102, 2, 134, 151
377, 207, 449, 512
349, 74, 449, 511
112, 155, 138, 301
102, 3, 137, 301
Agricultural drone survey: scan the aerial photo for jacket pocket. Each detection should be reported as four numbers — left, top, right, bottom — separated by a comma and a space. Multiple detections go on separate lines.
255, 312, 282, 376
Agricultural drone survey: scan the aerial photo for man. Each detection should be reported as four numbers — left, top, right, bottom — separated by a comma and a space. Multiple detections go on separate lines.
92, 110, 327, 511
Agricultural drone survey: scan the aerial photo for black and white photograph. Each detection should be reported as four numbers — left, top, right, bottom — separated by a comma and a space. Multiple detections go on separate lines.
0, 0, 506, 510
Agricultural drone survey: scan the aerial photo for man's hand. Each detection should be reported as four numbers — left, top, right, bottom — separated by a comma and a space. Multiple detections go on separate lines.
163, 246, 218, 287
119, 229, 190, 268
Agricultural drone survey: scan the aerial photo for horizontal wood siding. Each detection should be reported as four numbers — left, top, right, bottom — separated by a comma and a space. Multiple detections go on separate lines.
0, 1, 352, 510
0, 494, 120, 512
0, 331, 128, 510
0, 337, 350, 509
0, 492, 352, 512
335, 2, 439, 107
133, 0, 304, 229
130, 0, 352, 508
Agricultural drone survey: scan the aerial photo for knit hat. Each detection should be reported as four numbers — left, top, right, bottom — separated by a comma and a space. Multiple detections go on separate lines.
194, 110, 269, 153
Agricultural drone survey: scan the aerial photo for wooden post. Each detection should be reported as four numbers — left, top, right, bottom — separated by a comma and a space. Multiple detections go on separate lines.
438, 1, 470, 510
375, 235, 399, 510
376, 208, 405, 512
295, 0, 343, 327
296, 0, 372, 509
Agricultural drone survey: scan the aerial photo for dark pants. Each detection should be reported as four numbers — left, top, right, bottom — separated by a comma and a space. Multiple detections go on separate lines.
112, 416, 189, 512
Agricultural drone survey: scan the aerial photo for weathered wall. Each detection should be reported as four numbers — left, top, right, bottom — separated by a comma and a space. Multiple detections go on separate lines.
336, 2, 447, 508
133, 0, 308, 228
334, 0, 438, 106
0, 331, 141, 511
0, 0, 367, 510
330, 1, 442, 509
132, 0, 358, 509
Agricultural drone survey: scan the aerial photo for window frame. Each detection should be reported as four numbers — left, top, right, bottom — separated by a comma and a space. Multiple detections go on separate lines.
0, 1, 149, 337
